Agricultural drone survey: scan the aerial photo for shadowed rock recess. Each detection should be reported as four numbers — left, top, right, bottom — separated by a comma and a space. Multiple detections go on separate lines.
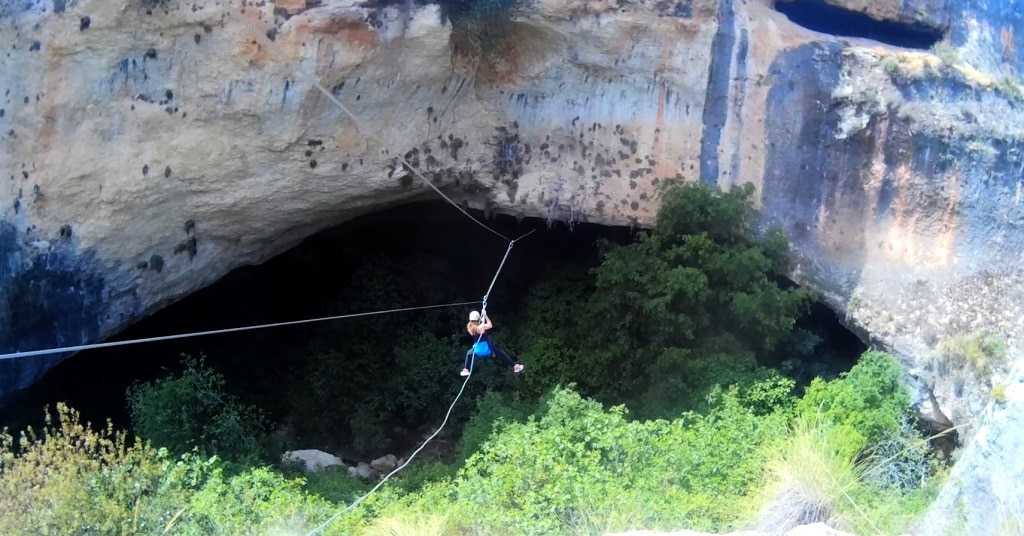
2, 0, 1024, 530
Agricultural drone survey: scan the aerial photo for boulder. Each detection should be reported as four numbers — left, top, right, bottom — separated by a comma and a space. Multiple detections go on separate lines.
370, 454, 399, 473
348, 461, 376, 480
281, 449, 344, 473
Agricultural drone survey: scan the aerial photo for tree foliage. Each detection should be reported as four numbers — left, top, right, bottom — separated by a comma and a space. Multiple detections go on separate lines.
0, 404, 335, 535
127, 356, 268, 464
514, 183, 810, 413
450, 386, 789, 534
797, 351, 910, 456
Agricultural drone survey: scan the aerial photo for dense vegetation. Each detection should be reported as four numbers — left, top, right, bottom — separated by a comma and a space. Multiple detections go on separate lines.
0, 184, 943, 534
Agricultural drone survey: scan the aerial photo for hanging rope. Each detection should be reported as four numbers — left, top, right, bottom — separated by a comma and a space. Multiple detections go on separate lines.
313, 82, 511, 241
305, 231, 534, 536
0, 301, 481, 361
304, 335, 480, 536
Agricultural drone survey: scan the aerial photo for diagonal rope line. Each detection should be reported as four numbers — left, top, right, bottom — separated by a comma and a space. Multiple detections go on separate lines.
0, 301, 481, 360
314, 82, 510, 241
304, 336, 479, 536
305, 237, 527, 536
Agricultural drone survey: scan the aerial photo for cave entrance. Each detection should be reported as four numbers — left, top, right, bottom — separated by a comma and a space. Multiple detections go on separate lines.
775, 0, 944, 49
1, 201, 864, 453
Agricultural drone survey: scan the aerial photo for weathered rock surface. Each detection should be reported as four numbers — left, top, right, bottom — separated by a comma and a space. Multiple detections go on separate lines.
3, 0, 1024, 528
370, 453, 399, 473
282, 449, 345, 473
918, 366, 1024, 535
348, 461, 376, 480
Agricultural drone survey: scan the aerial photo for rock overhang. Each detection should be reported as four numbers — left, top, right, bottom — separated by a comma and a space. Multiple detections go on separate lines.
1, 0, 1022, 416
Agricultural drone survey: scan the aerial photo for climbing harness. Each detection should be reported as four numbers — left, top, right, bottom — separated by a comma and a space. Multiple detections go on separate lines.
472, 339, 493, 357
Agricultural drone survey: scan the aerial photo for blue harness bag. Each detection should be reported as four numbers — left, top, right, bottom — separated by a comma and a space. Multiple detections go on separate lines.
472, 340, 493, 357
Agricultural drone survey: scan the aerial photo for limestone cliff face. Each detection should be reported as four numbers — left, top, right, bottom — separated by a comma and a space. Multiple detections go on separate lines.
2, 0, 1024, 529
1, 0, 722, 389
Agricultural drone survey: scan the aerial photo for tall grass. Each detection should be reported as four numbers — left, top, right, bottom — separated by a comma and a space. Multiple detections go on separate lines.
755, 415, 940, 536
756, 416, 860, 532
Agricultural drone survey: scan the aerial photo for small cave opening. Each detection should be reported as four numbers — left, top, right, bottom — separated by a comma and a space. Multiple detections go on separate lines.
774, 0, 944, 49
1, 201, 865, 458
361, 0, 520, 25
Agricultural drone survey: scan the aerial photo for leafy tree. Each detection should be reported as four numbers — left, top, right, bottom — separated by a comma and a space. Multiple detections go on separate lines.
514, 183, 810, 412
126, 356, 268, 464
588, 183, 808, 356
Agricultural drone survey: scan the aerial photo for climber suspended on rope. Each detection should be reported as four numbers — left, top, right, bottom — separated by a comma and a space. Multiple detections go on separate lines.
461, 310, 524, 376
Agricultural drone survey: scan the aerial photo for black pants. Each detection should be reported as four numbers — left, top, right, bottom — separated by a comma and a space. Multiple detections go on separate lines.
465, 341, 517, 369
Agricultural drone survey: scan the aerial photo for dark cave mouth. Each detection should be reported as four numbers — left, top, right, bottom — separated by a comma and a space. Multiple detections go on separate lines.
2, 201, 865, 443
774, 0, 945, 49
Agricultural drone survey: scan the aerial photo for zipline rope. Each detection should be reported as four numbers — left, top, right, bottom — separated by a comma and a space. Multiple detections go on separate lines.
0, 301, 481, 361
313, 82, 511, 242
306, 233, 532, 536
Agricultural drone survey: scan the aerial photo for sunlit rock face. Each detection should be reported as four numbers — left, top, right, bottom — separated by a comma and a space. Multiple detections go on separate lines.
2, 1, 1024, 527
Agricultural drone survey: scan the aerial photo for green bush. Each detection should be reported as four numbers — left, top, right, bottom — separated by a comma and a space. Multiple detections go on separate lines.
754, 351, 937, 534
127, 356, 269, 464
0, 404, 336, 536
633, 345, 792, 418
457, 390, 536, 463
797, 351, 909, 456
452, 387, 787, 534
297, 468, 370, 503
180, 465, 334, 535
737, 373, 797, 416
0, 404, 182, 534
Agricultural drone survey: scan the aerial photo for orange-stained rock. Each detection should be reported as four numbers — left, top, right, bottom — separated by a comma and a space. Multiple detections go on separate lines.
274, 0, 308, 16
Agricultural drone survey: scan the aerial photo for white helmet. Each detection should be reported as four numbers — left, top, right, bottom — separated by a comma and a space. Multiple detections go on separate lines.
469, 310, 481, 322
